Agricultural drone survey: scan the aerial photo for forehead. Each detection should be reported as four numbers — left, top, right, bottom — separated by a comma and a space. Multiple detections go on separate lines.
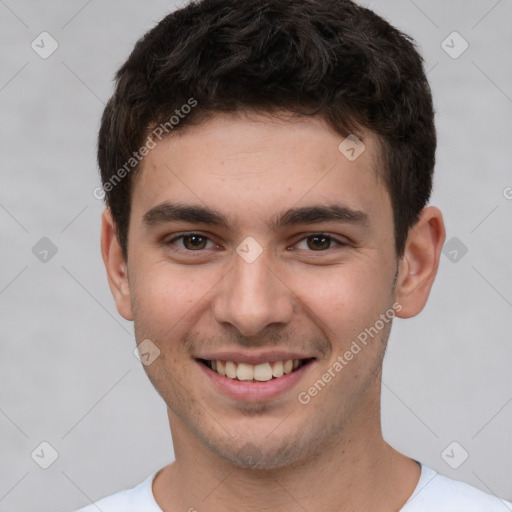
130, 112, 389, 231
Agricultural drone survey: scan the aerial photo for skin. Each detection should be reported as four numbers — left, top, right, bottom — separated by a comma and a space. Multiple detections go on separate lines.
102, 111, 445, 511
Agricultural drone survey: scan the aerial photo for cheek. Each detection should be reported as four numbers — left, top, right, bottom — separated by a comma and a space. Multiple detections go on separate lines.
131, 262, 217, 338
290, 260, 390, 336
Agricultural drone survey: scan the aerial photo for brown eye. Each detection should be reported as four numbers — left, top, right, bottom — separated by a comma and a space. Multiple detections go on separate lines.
293, 233, 347, 252
306, 235, 333, 251
165, 233, 215, 251
181, 234, 208, 250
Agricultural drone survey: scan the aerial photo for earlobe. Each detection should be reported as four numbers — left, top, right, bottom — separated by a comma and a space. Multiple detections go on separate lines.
100, 208, 133, 321
395, 206, 446, 319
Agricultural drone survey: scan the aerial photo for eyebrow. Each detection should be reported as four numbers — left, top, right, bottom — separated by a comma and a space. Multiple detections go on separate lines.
142, 201, 370, 231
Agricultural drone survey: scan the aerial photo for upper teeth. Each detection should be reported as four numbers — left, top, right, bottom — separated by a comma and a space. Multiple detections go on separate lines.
209, 359, 301, 381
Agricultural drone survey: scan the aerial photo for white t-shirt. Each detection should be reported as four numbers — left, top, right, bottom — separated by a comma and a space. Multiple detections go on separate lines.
75, 462, 512, 511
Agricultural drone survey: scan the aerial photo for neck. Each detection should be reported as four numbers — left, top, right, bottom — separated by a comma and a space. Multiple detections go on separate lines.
153, 400, 420, 511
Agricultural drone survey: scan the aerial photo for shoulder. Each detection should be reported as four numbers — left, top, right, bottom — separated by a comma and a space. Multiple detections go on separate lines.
401, 464, 512, 512
73, 472, 162, 512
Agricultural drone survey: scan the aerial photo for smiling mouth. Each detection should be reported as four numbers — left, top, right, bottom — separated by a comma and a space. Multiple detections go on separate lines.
198, 358, 314, 382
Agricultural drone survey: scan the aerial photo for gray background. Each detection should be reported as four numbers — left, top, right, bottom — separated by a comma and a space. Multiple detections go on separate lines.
0, 1, 511, 511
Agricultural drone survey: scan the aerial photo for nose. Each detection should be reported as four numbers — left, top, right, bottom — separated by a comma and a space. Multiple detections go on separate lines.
211, 248, 294, 337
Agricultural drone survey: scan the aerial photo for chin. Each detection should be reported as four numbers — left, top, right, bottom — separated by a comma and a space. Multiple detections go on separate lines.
203, 427, 322, 471
220, 444, 302, 470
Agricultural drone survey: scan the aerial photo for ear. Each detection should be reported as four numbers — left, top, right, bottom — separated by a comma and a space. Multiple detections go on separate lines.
395, 206, 446, 318
100, 208, 133, 321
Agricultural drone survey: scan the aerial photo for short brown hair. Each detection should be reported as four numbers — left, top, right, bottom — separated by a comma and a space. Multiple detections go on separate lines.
98, 0, 436, 261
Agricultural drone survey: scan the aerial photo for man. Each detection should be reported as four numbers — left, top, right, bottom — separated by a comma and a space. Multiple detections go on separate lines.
77, 0, 511, 510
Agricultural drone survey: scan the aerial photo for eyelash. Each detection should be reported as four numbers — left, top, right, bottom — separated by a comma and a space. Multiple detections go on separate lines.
163, 232, 348, 254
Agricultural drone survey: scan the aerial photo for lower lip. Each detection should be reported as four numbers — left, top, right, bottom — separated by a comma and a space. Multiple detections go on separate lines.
197, 360, 314, 402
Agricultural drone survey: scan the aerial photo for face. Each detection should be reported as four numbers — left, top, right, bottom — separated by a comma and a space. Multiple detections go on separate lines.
110, 112, 405, 469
